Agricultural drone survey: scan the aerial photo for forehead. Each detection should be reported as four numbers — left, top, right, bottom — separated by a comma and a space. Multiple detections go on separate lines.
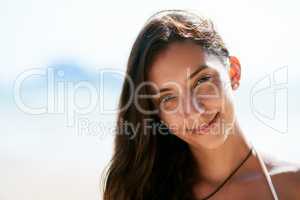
147, 41, 224, 92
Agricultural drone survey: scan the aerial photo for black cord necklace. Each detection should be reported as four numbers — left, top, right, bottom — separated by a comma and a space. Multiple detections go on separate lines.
199, 147, 253, 200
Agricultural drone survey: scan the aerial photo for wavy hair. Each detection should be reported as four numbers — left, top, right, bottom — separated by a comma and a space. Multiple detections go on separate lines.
101, 9, 229, 200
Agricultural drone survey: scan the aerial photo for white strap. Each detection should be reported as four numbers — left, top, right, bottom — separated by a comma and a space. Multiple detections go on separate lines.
254, 148, 279, 200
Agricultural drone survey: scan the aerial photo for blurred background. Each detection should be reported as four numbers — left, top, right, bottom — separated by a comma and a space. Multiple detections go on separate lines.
0, 0, 299, 199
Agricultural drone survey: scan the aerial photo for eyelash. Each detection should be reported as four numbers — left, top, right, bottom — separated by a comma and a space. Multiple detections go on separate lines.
160, 95, 176, 103
159, 75, 212, 103
195, 75, 212, 86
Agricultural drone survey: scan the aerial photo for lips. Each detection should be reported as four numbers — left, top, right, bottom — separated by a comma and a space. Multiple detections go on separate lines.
186, 112, 220, 134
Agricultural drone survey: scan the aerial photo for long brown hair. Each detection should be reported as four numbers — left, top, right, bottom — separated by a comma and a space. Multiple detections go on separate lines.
101, 9, 229, 200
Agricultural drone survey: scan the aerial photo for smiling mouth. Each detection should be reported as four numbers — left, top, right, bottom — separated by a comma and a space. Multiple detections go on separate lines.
186, 112, 220, 133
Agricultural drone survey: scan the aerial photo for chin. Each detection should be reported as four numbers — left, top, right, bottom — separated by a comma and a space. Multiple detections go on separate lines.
201, 134, 229, 149
188, 125, 230, 150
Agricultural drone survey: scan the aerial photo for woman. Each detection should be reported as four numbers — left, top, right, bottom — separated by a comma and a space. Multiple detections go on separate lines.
102, 9, 300, 200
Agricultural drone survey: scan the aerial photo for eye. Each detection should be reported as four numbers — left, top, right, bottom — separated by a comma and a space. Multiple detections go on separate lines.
161, 95, 176, 103
195, 75, 212, 86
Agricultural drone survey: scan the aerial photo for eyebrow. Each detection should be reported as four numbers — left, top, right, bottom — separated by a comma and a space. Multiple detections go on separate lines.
155, 64, 208, 95
186, 64, 208, 80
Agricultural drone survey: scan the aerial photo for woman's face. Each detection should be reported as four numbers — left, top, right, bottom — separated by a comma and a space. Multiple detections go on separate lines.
147, 41, 240, 150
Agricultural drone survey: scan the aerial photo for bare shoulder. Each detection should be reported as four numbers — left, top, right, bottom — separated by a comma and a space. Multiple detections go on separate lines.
261, 151, 300, 198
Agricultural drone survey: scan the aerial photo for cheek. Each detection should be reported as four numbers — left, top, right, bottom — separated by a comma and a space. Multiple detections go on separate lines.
218, 88, 236, 129
194, 80, 224, 110
159, 113, 192, 139
159, 114, 181, 133
198, 80, 235, 125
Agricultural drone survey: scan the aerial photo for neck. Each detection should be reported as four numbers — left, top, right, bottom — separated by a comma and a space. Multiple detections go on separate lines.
190, 121, 253, 185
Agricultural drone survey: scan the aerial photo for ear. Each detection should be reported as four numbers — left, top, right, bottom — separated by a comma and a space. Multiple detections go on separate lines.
229, 56, 241, 90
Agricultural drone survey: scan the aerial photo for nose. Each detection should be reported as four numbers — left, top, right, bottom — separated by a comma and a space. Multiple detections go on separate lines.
179, 91, 205, 118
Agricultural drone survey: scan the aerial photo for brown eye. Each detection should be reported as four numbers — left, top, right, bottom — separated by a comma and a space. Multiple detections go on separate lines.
195, 75, 212, 86
159, 95, 178, 112
161, 95, 176, 103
